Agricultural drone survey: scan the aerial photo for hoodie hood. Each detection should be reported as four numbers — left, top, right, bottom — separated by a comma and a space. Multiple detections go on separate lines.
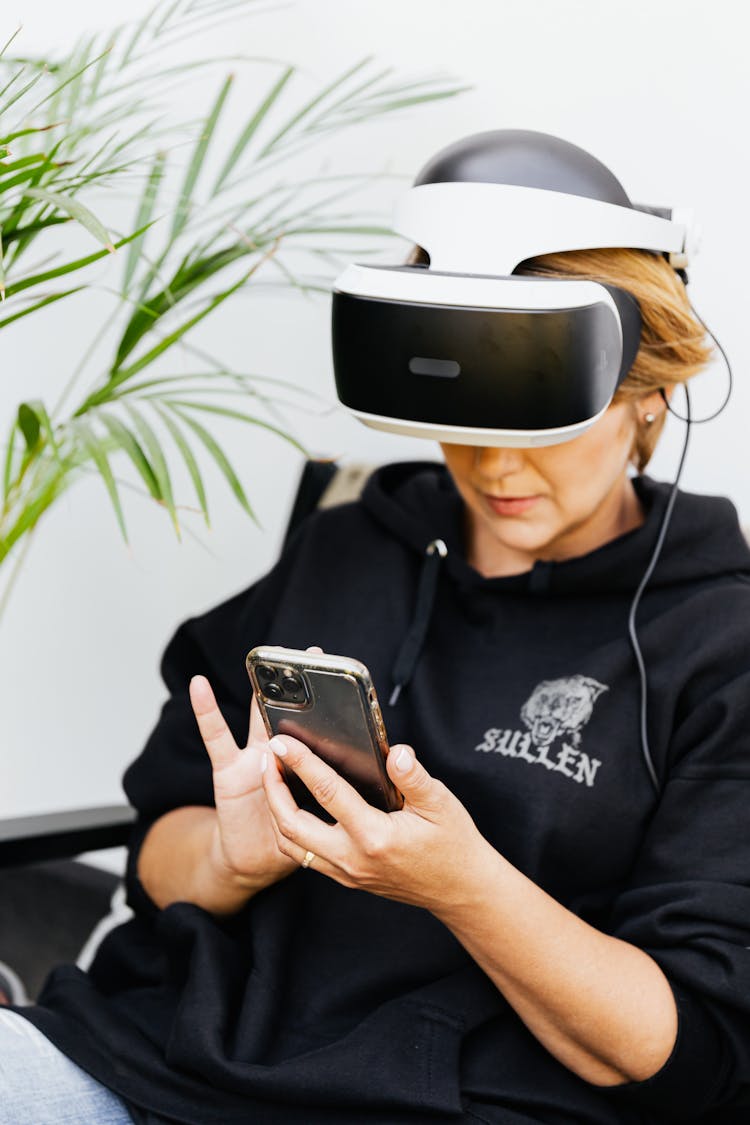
360, 459, 750, 595
361, 460, 750, 707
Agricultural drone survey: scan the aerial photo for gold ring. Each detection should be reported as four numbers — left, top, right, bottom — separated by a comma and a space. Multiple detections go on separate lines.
301, 850, 316, 870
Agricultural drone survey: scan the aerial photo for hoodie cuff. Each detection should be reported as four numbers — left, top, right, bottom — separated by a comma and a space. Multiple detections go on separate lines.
595, 981, 729, 1118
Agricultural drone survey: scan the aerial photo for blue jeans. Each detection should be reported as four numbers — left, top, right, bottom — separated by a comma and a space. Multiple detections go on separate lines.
0, 1008, 135, 1124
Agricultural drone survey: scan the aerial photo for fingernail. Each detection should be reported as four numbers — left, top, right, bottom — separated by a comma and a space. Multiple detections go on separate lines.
394, 747, 411, 771
269, 736, 288, 757
260, 752, 267, 774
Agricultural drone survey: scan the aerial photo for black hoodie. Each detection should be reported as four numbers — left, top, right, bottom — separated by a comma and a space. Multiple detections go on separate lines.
13, 462, 750, 1125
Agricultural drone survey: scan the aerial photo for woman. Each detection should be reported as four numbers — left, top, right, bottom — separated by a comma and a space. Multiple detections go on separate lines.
3, 139, 750, 1125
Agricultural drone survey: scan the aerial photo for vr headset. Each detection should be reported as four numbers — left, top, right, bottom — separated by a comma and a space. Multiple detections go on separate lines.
331, 129, 700, 447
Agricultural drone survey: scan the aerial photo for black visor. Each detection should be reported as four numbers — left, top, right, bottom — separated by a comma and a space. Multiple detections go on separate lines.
332, 277, 640, 437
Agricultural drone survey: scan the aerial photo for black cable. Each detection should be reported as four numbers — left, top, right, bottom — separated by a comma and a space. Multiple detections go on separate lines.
628, 286, 734, 795
628, 384, 692, 794
660, 297, 733, 424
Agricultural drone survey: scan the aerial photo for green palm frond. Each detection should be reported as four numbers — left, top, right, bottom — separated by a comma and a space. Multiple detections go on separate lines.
0, 0, 470, 618
165, 402, 258, 523
152, 401, 210, 525
73, 417, 129, 541
97, 411, 162, 500
122, 401, 180, 535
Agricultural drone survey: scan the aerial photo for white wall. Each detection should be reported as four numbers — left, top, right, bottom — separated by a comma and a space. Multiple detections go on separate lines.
2, 0, 749, 867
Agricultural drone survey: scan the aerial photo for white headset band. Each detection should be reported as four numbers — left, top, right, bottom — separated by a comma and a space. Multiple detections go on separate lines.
392, 182, 692, 275
335, 264, 622, 317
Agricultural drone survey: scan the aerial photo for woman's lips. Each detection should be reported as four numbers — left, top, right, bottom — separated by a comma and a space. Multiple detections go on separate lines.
483, 493, 540, 516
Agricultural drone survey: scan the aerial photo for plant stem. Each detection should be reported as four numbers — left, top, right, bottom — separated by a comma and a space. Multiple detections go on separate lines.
0, 524, 36, 627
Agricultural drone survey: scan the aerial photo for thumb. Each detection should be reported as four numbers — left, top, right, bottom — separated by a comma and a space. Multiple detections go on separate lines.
387, 744, 442, 812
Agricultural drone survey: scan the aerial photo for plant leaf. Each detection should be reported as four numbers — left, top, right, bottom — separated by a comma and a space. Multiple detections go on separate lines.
122, 402, 180, 536
114, 239, 252, 367
153, 0, 184, 36
0, 152, 50, 172
17, 402, 41, 451
151, 401, 209, 525
122, 150, 166, 293
97, 411, 161, 499
106, 368, 326, 406
24, 46, 111, 121
0, 67, 25, 105
0, 135, 65, 241
97, 258, 257, 399
0, 26, 22, 61
0, 161, 57, 194
0, 66, 45, 116
3, 225, 151, 300
166, 402, 257, 522
24, 187, 115, 252
171, 73, 233, 241
73, 418, 129, 542
255, 56, 372, 159
2, 419, 18, 502
87, 35, 117, 103
26, 398, 64, 465
0, 286, 84, 330
164, 397, 308, 454
0, 123, 63, 144
120, 1, 161, 66
0, 459, 70, 560
211, 64, 293, 193
1, 216, 70, 247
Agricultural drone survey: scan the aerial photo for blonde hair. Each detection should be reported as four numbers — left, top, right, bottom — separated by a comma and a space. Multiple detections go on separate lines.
406, 244, 714, 470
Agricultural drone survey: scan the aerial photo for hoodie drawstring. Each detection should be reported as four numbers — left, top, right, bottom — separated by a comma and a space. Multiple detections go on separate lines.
389, 539, 448, 706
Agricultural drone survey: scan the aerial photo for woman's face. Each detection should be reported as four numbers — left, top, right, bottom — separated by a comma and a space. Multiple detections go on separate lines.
440, 394, 662, 576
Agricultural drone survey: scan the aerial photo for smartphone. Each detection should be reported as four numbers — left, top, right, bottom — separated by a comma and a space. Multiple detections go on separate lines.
246, 646, 403, 817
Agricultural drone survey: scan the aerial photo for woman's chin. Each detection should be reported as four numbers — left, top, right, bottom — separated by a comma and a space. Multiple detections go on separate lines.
481, 512, 555, 549
480, 528, 561, 569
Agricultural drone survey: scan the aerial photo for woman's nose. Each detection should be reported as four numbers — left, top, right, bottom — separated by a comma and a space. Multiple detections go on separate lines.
473, 445, 525, 477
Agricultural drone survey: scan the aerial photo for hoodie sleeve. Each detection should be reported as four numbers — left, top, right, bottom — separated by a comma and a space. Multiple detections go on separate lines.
598, 657, 750, 1119
121, 521, 313, 918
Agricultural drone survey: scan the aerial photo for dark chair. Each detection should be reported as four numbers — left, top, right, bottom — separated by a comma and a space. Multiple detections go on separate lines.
0, 457, 374, 1000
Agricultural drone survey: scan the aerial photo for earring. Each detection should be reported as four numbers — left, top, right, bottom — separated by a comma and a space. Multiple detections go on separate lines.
644, 412, 656, 425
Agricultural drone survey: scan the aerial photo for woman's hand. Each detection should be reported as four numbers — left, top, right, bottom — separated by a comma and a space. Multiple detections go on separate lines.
188, 674, 299, 889
261, 730, 492, 912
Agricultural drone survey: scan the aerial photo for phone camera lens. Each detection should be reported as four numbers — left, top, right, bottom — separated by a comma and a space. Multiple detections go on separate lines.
256, 665, 277, 685
282, 671, 306, 701
265, 682, 284, 699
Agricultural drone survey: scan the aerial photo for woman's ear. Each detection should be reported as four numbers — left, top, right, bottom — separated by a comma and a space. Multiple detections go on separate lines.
638, 386, 674, 421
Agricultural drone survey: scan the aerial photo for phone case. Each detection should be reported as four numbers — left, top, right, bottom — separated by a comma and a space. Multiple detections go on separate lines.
246, 646, 403, 816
